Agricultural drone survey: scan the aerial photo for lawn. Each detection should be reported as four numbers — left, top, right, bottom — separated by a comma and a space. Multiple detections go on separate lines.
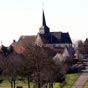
63, 73, 80, 88
0, 80, 27, 87
83, 81, 88, 88
0, 73, 80, 88
51, 73, 80, 88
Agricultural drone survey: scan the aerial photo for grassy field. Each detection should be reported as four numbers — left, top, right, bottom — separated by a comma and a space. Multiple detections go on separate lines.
63, 73, 80, 88
83, 82, 88, 88
0, 73, 80, 88
0, 80, 27, 87
51, 73, 80, 88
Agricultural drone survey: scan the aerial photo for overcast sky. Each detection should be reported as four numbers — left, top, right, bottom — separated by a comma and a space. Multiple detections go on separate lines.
0, 0, 88, 46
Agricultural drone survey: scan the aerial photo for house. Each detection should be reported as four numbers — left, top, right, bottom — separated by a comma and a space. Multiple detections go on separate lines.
53, 47, 67, 62
52, 46, 74, 62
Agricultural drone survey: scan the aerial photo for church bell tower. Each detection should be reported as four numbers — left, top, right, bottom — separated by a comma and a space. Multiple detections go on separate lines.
39, 10, 50, 34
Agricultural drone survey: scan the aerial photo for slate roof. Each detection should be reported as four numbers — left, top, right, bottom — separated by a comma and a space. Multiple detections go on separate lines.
39, 32, 72, 44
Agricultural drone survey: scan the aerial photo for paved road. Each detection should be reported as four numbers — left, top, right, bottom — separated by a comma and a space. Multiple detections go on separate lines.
71, 59, 88, 88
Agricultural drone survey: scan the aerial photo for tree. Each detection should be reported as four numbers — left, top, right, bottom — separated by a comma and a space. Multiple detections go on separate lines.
84, 38, 88, 54
0, 45, 23, 88
19, 54, 33, 88
21, 44, 66, 88
77, 39, 88, 58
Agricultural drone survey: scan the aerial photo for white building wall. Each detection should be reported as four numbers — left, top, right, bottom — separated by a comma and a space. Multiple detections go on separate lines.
62, 48, 69, 58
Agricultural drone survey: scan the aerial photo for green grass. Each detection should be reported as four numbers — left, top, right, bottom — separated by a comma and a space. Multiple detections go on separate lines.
0, 73, 80, 88
0, 80, 27, 87
0, 80, 10, 87
53, 83, 61, 88
51, 73, 80, 88
83, 81, 88, 88
63, 73, 80, 88
0, 80, 34, 88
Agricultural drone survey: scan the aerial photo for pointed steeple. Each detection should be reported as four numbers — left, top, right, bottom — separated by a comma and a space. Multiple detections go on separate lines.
39, 10, 50, 34
42, 10, 46, 26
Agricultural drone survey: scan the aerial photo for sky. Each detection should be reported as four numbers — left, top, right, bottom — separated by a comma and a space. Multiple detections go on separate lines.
0, 0, 88, 46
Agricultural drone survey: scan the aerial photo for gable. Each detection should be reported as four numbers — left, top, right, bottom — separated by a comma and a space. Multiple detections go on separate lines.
63, 48, 69, 57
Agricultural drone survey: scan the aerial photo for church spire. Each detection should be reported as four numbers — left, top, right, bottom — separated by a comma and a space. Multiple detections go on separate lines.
39, 10, 50, 34
42, 10, 46, 26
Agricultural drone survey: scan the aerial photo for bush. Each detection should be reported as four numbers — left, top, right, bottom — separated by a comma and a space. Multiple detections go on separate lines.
67, 64, 85, 73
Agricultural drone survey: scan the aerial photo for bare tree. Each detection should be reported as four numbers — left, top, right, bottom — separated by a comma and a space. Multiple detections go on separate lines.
0, 43, 67, 88
22, 44, 66, 88
0, 45, 23, 88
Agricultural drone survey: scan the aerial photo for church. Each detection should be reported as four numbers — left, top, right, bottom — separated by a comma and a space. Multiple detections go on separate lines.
16, 10, 72, 48
36, 10, 72, 47
11, 10, 74, 61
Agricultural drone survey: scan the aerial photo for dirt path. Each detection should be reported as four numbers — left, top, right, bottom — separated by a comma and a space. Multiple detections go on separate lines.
0, 87, 10, 88
71, 60, 88, 88
71, 73, 88, 88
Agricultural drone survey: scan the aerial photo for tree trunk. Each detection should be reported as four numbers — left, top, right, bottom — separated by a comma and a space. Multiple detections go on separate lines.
38, 82, 41, 88
13, 80, 16, 88
37, 73, 41, 88
28, 76, 30, 88
10, 81, 13, 88
45, 83, 48, 88
51, 83, 53, 88
49, 82, 53, 88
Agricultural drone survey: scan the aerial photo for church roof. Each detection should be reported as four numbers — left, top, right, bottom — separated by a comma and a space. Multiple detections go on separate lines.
39, 32, 72, 44
38, 10, 72, 44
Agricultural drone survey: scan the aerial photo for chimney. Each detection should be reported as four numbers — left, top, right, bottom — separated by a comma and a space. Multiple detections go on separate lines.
13, 40, 16, 43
